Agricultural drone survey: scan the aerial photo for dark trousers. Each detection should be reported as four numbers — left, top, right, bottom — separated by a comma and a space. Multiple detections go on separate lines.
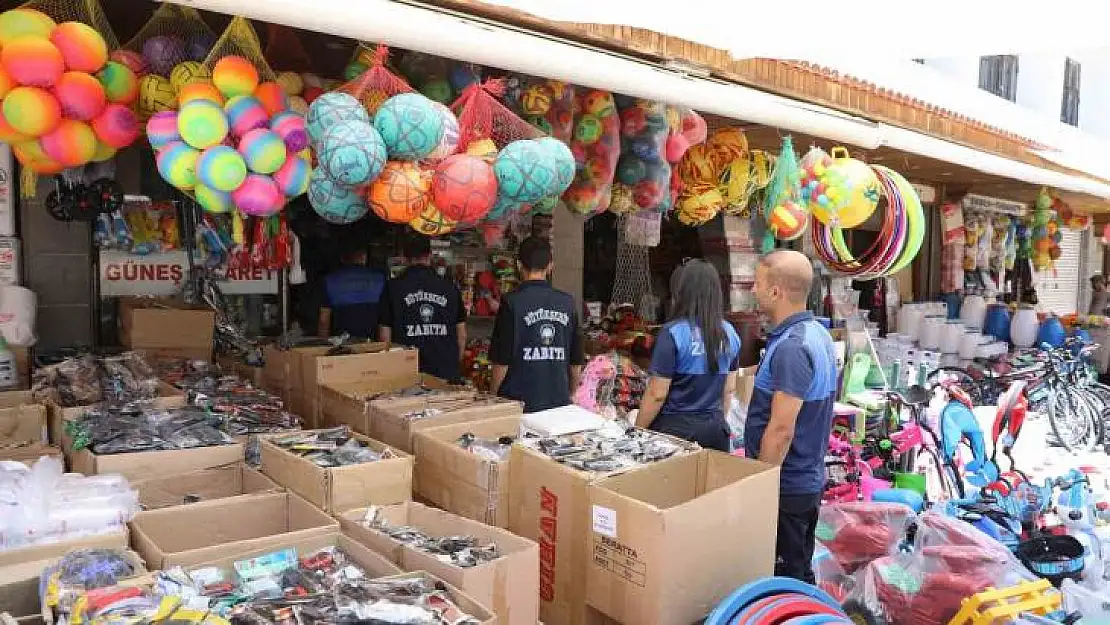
649, 412, 731, 452
775, 492, 822, 583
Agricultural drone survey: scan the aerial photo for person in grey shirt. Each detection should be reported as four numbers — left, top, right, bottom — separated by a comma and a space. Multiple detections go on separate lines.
1091, 275, 1108, 316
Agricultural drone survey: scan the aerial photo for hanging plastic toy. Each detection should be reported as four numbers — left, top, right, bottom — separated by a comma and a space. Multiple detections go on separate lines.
761, 136, 803, 252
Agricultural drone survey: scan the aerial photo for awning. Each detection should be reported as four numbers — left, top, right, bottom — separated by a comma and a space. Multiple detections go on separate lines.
164, 0, 1110, 200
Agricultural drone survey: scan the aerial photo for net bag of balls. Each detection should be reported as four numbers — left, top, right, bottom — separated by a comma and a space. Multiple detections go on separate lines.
761, 136, 807, 250
336, 44, 413, 117
22, 0, 119, 48
122, 4, 216, 78
562, 88, 620, 216
511, 76, 576, 143
614, 98, 678, 215
450, 78, 541, 153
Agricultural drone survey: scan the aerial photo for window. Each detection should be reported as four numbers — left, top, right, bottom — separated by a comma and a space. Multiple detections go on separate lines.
979, 55, 1019, 101
1062, 57, 1081, 126
913, 58, 925, 64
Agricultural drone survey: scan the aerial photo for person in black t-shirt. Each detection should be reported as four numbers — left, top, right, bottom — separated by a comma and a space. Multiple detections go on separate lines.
379, 236, 467, 382
318, 248, 386, 339
490, 236, 585, 413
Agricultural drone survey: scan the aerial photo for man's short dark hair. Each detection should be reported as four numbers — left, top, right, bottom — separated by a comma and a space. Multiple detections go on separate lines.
402, 235, 431, 259
518, 236, 553, 272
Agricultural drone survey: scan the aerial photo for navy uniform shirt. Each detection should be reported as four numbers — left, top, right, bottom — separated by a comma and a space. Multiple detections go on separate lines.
379, 266, 466, 382
491, 280, 585, 413
649, 320, 742, 417
744, 311, 837, 495
325, 266, 386, 339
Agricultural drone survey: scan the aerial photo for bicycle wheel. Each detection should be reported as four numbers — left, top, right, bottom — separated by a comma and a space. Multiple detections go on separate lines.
1048, 386, 1097, 452
1075, 387, 1106, 450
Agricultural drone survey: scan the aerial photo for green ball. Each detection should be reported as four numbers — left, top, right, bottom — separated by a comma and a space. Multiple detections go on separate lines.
420, 79, 454, 104
178, 100, 229, 150
574, 114, 602, 144
195, 183, 231, 213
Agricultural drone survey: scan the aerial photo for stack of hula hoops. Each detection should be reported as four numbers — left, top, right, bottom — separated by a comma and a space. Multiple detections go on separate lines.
703, 577, 853, 625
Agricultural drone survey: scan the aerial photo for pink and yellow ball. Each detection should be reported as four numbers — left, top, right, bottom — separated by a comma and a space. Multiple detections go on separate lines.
145, 110, 180, 150
273, 156, 309, 197
212, 56, 258, 98
253, 81, 288, 117
91, 104, 140, 149
50, 22, 108, 73
195, 183, 231, 213
179, 82, 222, 108
40, 119, 97, 167
197, 145, 247, 192
270, 112, 307, 152
13, 140, 63, 174
157, 141, 199, 190
238, 128, 286, 175
3, 86, 60, 137
0, 9, 56, 46
224, 95, 268, 138
53, 72, 106, 121
177, 100, 228, 150
96, 61, 138, 105
232, 174, 283, 216
2, 37, 64, 87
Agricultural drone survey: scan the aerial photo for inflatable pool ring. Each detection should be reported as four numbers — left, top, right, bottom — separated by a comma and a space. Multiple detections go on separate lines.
704, 577, 850, 625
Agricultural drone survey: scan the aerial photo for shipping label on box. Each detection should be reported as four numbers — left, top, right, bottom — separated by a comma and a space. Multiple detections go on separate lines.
0, 237, 21, 286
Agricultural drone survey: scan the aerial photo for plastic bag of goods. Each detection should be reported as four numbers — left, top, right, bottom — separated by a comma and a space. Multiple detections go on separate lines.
509, 76, 577, 143
561, 88, 620, 216
614, 98, 674, 214
815, 501, 917, 574
336, 44, 413, 116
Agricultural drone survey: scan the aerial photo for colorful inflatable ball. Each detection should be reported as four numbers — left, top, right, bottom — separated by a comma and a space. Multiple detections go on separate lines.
318, 119, 386, 187
224, 95, 268, 138
767, 200, 809, 240
51, 72, 106, 122
494, 139, 559, 204
137, 74, 175, 119
196, 144, 247, 192
537, 137, 575, 192
420, 79, 453, 104
145, 110, 180, 150
50, 22, 107, 73
368, 161, 431, 223
0, 109, 31, 143
273, 155, 310, 197
253, 81, 288, 117
308, 168, 368, 224
270, 112, 307, 152
195, 183, 231, 213
12, 140, 63, 174
276, 71, 303, 96
238, 128, 287, 175
0, 9, 55, 46
110, 49, 145, 76
432, 154, 497, 222
169, 61, 209, 92
212, 56, 259, 98
96, 61, 139, 105
40, 119, 97, 168
373, 93, 445, 161
410, 203, 457, 236
3, 86, 60, 136
232, 174, 284, 216
143, 35, 185, 77
156, 141, 199, 190
179, 81, 223, 108
2, 37, 64, 87
305, 92, 368, 144
178, 99, 228, 149
91, 104, 140, 149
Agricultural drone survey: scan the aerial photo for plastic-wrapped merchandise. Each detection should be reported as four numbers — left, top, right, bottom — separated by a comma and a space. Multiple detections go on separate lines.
65, 402, 234, 455
457, 432, 514, 461
520, 421, 698, 474
40, 548, 139, 622
0, 456, 138, 551
1062, 578, 1110, 620
615, 99, 674, 213
815, 502, 917, 574
358, 506, 501, 568
33, 352, 160, 408
159, 359, 300, 434
563, 89, 620, 216
268, 426, 396, 467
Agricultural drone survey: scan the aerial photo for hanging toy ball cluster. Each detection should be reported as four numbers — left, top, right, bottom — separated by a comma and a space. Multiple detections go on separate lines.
148, 54, 310, 217
562, 89, 620, 216
799, 146, 881, 229
1053, 194, 1091, 231
703, 577, 853, 625
128, 31, 219, 123
1029, 188, 1064, 271
0, 8, 141, 173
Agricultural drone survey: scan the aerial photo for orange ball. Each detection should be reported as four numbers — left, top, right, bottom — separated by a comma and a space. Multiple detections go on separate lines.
40, 118, 97, 167
2, 36, 64, 87
0, 66, 13, 99
50, 21, 108, 73
178, 81, 223, 107
52, 71, 106, 121
367, 161, 432, 223
212, 56, 259, 98
253, 81, 288, 117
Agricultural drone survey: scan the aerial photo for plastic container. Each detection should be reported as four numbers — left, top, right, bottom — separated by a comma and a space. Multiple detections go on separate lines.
961, 293, 988, 330
1011, 305, 1039, 348
983, 303, 1012, 343
920, 315, 943, 350
939, 321, 964, 354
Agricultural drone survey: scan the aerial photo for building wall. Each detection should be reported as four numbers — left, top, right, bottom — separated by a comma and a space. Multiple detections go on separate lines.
1079, 56, 1110, 140
1014, 53, 1068, 121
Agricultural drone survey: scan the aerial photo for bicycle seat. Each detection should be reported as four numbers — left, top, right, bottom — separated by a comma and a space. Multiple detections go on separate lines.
889, 385, 930, 407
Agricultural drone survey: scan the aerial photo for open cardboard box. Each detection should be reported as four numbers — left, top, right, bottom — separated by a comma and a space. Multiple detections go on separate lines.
319, 371, 459, 434
585, 450, 779, 625
187, 530, 402, 580
507, 440, 697, 625
129, 492, 338, 569
371, 394, 522, 454
259, 430, 412, 513
0, 530, 130, 569
0, 393, 46, 445
262, 343, 416, 428
0, 549, 145, 623
411, 415, 521, 528
132, 463, 282, 510
0, 444, 62, 466
119, 297, 215, 362
46, 382, 184, 446
341, 501, 538, 624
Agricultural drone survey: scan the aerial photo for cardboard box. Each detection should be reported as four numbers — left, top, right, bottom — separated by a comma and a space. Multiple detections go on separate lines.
0, 549, 144, 621
585, 451, 779, 625
341, 502, 538, 625
507, 443, 695, 625
129, 492, 338, 569
46, 383, 184, 445
65, 435, 244, 482
372, 395, 522, 454
370, 572, 497, 625
262, 343, 417, 427
0, 401, 46, 446
0, 530, 129, 568
119, 298, 216, 361
259, 431, 412, 513
411, 415, 521, 528
187, 530, 402, 580
0, 443, 62, 466
321, 374, 456, 434
132, 463, 282, 510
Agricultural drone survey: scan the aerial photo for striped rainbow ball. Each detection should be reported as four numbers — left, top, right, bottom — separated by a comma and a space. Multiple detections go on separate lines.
145, 110, 180, 149
224, 94, 268, 138
273, 155, 310, 197
270, 111, 307, 152
238, 128, 287, 174
232, 173, 283, 216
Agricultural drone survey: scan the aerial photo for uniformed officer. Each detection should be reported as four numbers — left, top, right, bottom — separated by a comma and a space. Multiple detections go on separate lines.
490, 236, 584, 413
379, 236, 466, 382
318, 248, 386, 339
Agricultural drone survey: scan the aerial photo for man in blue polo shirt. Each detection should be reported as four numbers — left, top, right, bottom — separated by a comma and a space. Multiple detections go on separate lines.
746, 250, 837, 583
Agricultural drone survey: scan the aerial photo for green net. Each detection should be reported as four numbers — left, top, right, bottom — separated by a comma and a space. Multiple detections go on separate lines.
122, 5, 217, 75
201, 16, 276, 83
20, 0, 118, 49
